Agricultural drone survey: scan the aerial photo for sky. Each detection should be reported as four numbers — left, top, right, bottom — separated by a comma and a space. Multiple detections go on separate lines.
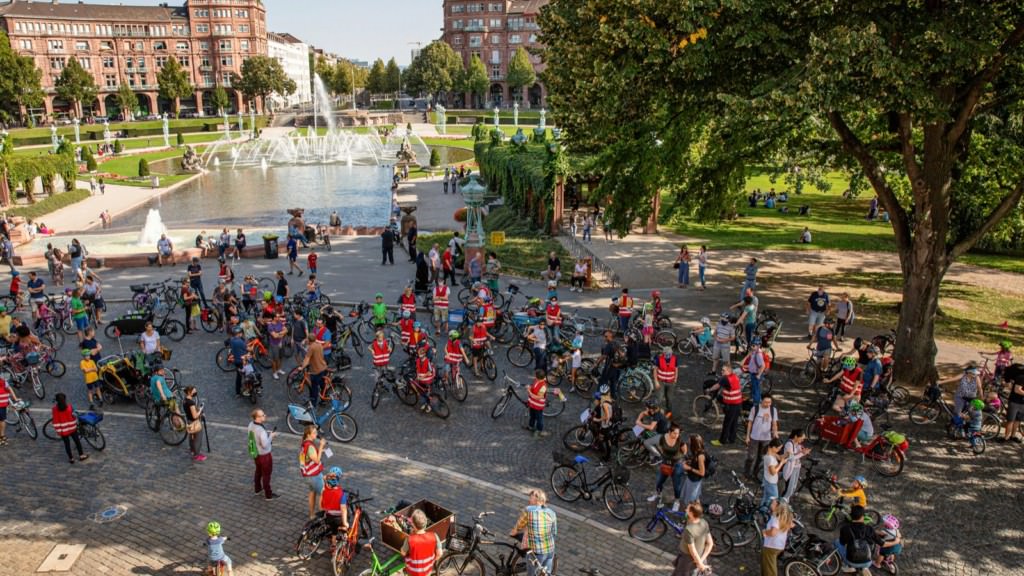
83, 0, 443, 65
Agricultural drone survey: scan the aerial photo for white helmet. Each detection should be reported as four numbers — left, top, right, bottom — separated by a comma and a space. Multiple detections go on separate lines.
700, 316, 711, 325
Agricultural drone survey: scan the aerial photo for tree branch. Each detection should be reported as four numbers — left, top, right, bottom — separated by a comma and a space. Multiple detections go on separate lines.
949, 179, 1024, 260
896, 113, 924, 188
948, 19, 1024, 145
827, 111, 913, 252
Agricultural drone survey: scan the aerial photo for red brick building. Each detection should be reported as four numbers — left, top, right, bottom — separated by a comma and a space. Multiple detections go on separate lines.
0, 0, 267, 120
441, 0, 547, 109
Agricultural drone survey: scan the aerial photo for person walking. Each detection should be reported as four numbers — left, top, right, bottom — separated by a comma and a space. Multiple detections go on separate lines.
443, 170, 450, 194
697, 245, 708, 290
761, 499, 795, 576
652, 345, 678, 415
51, 392, 88, 464
834, 292, 854, 342
183, 386, 206, 462
287, 236, 303, 276
671, 502, 713, 576
248, 409, 280, 500
741, 257, 759, 300
582, 213, 593, 243
187, 257, 208, 307
407, 221, 418, 262
712, 364, 742, 447
744, 394, 779, 479
298, 425, 326, 519
674, 245, 691, 288
442, 245, 456, 285
648, 423, 687, 511
380, 226, 396, 265
290, 308, 308, 366
512, 489, 557, 576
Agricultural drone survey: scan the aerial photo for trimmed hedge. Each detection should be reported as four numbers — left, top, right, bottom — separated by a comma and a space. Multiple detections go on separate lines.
8, 188, 90, 219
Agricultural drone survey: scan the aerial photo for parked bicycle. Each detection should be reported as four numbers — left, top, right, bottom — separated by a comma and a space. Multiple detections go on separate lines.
628, 504, 734, 556
814, 495, 881, 532
549, 450, 636, 520
43, 409, 106, 450
4, 400, 38, 440
908, 381, 1002, 440
437, 511, 553, 576
286, 398, 358, 443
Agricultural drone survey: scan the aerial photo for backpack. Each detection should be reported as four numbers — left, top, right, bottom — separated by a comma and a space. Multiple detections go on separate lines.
247, 429, 258, 459
611, 343, 628, 367
847, 535, 872, 564
703, 452, 718, 478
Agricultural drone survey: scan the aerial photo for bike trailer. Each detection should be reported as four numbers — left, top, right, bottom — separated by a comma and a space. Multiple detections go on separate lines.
817, 415, 862, 448
78, 411, 103, 426
380, 499, 454, 554
287, 404, 315, 425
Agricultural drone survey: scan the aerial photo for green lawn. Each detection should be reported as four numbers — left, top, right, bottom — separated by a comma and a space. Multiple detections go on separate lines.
94, 149, 193, 177
11, 133, 225, 157
421, 137, 475, 150
8, 117, 267, 140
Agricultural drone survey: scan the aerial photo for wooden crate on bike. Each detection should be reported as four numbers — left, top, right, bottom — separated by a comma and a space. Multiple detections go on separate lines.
380, 499, 454, 554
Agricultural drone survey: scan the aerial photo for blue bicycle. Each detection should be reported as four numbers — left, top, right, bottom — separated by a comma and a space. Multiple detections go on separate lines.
286, 397, 358, 442
628, 504, 733, 556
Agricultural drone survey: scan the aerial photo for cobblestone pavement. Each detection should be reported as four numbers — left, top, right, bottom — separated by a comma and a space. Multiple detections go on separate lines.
2, 240, 1022, 575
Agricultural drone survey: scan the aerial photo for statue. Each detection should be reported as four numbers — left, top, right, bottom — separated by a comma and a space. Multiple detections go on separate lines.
539, 108, 547, 129
511, 127, 528, 147
513, 101, 519, 128
180, 145, 203, 172
493, 107, 500, 128
396, 137, 417, 164
50, 124, 58, 152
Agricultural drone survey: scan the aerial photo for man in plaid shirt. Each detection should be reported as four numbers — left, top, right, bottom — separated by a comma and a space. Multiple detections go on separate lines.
512, 489, 557, 575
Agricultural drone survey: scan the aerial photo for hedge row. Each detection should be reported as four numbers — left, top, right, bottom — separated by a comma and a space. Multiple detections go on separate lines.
7, 188, 91, 220
446, 116, 539, 126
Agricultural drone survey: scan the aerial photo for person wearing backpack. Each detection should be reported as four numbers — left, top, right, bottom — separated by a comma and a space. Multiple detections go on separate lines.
247, 409, 280, 500
836, 505, 880, 574
744, 394, 779, 479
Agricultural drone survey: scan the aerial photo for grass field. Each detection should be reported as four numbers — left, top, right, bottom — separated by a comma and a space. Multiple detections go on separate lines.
11, 133, 225, 157
8, 117, 266, 139
665, 171, 1024, 274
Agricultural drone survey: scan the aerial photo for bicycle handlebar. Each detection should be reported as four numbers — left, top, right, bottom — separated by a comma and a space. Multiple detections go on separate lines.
476, 511, 495, 519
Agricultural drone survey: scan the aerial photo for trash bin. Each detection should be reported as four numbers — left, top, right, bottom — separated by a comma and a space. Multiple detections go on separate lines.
263, 236, 279, 259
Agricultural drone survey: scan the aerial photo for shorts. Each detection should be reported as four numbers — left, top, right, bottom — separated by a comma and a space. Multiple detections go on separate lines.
74, 316, 88, 331
712, 344, 730, 364
808, 311, 826, 327
210, 556, 233, 569
269, 344, 282, 361
93, 298, 106, 311
1007, 402, 1024, 422
305, 473, 324, 495
472, 346, 486, 359
324, 513, 342, 532
880, 543, 903, 556
857, 430, 872, 444
86, 381, 101, 391
0, 406, 7, 421
433, 307, 447, 324
274, 295, 284, 303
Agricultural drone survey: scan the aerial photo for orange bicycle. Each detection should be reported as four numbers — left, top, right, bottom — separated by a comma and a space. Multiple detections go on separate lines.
215, 337, 272, 371
286, 367, 352, 409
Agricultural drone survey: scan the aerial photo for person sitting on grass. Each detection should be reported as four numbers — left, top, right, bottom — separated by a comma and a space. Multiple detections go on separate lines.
798, 227, 812, 244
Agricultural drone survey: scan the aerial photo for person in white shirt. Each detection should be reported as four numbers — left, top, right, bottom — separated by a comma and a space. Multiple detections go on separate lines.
781, 429, 812, 502
744, 394, 778, 479
761, 499, 795, 576
248, 409, 280, 500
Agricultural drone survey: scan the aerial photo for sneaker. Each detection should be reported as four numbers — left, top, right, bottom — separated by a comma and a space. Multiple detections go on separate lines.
424, 405, 432, 414
273, 372, 280, 380
671, 501, 680, 512
647, 493, 661, 503
710, 440, 723, 447
1012, 437, 1023, 444
194, 454, 207, 462
266, 493, 281, 500
538, 431, 550, 437
241, 390, 251, 397
254, 489, 264, 496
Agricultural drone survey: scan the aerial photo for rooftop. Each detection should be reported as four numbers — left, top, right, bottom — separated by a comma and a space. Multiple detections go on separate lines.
508, 0, 548, 15
0, 0, 187, 22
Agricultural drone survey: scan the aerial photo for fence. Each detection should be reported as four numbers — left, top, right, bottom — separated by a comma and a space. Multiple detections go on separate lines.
559, 234, 619, 289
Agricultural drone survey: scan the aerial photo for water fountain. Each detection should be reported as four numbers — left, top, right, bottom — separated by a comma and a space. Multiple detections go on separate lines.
137, 209, 168, 247
162, 114, 170, 148
222, 109, 231, 139
103, 119, 112, 148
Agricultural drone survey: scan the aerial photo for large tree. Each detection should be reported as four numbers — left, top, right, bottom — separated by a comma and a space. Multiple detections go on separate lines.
506, 46, 536, 104
539, 1, 1024, 386
115, 82, 138, 120
464, 55, 489, 109
385, 58, 402, 96
54, 58, 97, 118
328, 59, 352, 97
367, 58, 387, 96
210, 85, 231, 115
0, 31, 44, 124
156, 56, 193, 117
235, 55, 296, 111
404, 40, 463, 102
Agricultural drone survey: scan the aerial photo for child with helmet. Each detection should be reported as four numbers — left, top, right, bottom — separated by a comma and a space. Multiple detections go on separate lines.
321, 466, 350, 549
982, 340, 1014, 382
847, 401, 874, 448
825, 356, 863, 412
205, 521, 233, 575
836, 475, 869, 508
873, 514, 903, 568
371, 293, 389, 328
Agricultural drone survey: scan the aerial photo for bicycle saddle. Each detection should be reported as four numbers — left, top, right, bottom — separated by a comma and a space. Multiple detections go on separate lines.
574, 455, 590, 465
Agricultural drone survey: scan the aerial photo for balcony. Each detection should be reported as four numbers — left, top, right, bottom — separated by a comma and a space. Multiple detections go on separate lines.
465, 25, 487, 32
200, 65, 213, 71
490, 75, 504, 81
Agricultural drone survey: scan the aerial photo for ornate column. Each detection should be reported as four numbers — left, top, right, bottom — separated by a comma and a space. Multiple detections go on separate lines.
461, 176, 487, 274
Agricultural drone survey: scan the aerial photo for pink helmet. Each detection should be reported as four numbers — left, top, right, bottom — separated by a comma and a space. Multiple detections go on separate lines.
882, 514, 900, 530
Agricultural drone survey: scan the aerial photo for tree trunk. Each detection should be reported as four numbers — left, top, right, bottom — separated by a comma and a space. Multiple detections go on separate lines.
890, 240, 948, 387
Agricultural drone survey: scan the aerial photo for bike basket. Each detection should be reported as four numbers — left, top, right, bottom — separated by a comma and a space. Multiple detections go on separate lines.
611, 464, 630, 484
734, 498, 756, 521
78, 412, 103, 426
446, 524, 474, 553
448, 309, 465, 325
23, 352, 41, 366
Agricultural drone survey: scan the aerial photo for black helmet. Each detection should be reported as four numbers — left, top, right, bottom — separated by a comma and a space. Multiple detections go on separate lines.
644, 398, 660, 410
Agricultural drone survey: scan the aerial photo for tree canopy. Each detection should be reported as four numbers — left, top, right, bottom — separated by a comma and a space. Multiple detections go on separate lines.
0, 31, 44, 124
464, 55, 489, 108
385, 58, 402, 95
54, 58, 97, 118
367, 58, 388, 96
210, 85, 231, 115
538, 0, 1024, 385
115, 83, 138, 120
235, 55, 297, 108
506, 46, 536, 102
156, 56, 193, 116
404, 40, 463, 101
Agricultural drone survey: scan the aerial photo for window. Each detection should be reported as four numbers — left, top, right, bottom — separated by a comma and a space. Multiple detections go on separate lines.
490, 34, 501, 44
75, 41, 89, 51
179, 56, 190, 67
195, 9, 209, 17
154, 41, 167, 50
489, 18, 502, 28
489, 3, 504, 11
468, 3, 483, 12
469, 35, 482, 47
100, 41, 113, 50
236, 9, 249, 17
48, 39, 64, 50
240, 40, 250, 52
200, 41, 210, 50
201, 56, 212, 67
173, 25, 187, 36
103, 57, 114, 68
176, 41, 189, 50
137, 58, 147, 70
128, 76, 136, 87
239, 25, 249, 33
19, 39, 32, 50
222, 73, 233, 87
529, 33, 538, 44
508, 17, 523, 30
491, 64, 501, 79
468, 18, 484, 29
155, 56, 168, 68
220, 55, 233, 67
453, 35, 463, 45
49, 57, 65, 70
135, 42, 144, 50
509, 34, 521, 44
490, 50, 501, 64
105, 75, 117, 88
201, 73, 213, 86
78, 57, 91, 69
452, 19, 464, 29
197, 24, 209, 33
451, 3, 465, 13
219, 40, 232, 50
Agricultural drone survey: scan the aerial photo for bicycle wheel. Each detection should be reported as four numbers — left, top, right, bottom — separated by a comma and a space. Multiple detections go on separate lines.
908, 400, 940, 425
814, 507, 839, 532
42, 417, 56, 440
710, 525, 734, 557
46, 359, 67, 378
160, 319, 186, 342
286, 371, 306, 403
19, 410, 38, 440
603, 482, 636, 520
294, 521, 323, 560
863, 508, 881, 527
890, 385, 910, 405
258, 277, 276, 294
506, 343, 533, 368
784, 560, 820, 576
31, 371, 45, 399
144, 399, 160, 431
159, 412, 188, 446
103, 323, 119, 339
429, 393, 450, 419
329, 413, 358, 443
727, 520, 758, 547
692, 395, 721, 429
435, 553, 486, 576
370, 382, 383, 410
563, 425, 594, 452
42, 329, 65, 350
980, 412, 1002, 440
619, 372, 647, 403
871, 445, 904, 477
676, 337, 696, 357
543, 393, 565, 417
628, 516, 666, 542
452, 373, 468, 402
356, 320, 376, 344
285, 410, 308, 435
817, 550, 843, 576
653, 330, 677, 349
615, 438, 650, 469
80, 422, 106, 451
482, 356, 497, 381
253, 347, 273, 370
971, 434, 987, 455
549, 465, 584, 502
490, 391, 512, 418
349, 335, 365, 359
789, 360, 817, 388
332, 540, 355, 576
808, 475, 835, 506
200, 309, 222, 333
396, 380, 419, 406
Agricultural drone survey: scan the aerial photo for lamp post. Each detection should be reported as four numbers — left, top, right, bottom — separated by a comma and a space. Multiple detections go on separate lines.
461, 176, 487, 275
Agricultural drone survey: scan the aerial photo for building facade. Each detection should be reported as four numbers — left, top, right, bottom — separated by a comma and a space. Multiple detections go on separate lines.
267, 31, 310, 111
441, 0, 547, 109
0, 0, 267, 121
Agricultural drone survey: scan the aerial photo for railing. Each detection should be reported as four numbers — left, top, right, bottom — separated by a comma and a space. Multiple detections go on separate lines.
560, 233, 619, 288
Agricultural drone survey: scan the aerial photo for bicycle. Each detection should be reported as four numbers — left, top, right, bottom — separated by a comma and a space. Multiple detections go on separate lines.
370, 365, 417, 410
145, 395, 188, 446
782, 456, 839, 507
908, 382, 1001, 440
4, 400, 38, 440
549, 450, 636, 520
216, 338, 272, 372
1, 349, 66, 400
286, 367, 353, 409
42, 409, 107, 450
437, 511, 552, 576
331, 492, 376, 576
285, 398, 358, 443
354, 537, 405, 576
814, 495, 880, 532
492, 372, 565, 419
628, 504, 734, 556
438, 362, 469, 403
789, 347, 842, 389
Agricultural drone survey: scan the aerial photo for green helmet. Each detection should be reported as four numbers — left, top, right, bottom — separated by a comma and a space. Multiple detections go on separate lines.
448, 330, 460, 340
375, 292, 384, 299
206, 521, 221, 536
970, 398, 985, 411
999, 340, 1012, 350
848, 401, 863, 414
263, 290, 272, 301
81, 348, 92, 357
842, 356, 856, 369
